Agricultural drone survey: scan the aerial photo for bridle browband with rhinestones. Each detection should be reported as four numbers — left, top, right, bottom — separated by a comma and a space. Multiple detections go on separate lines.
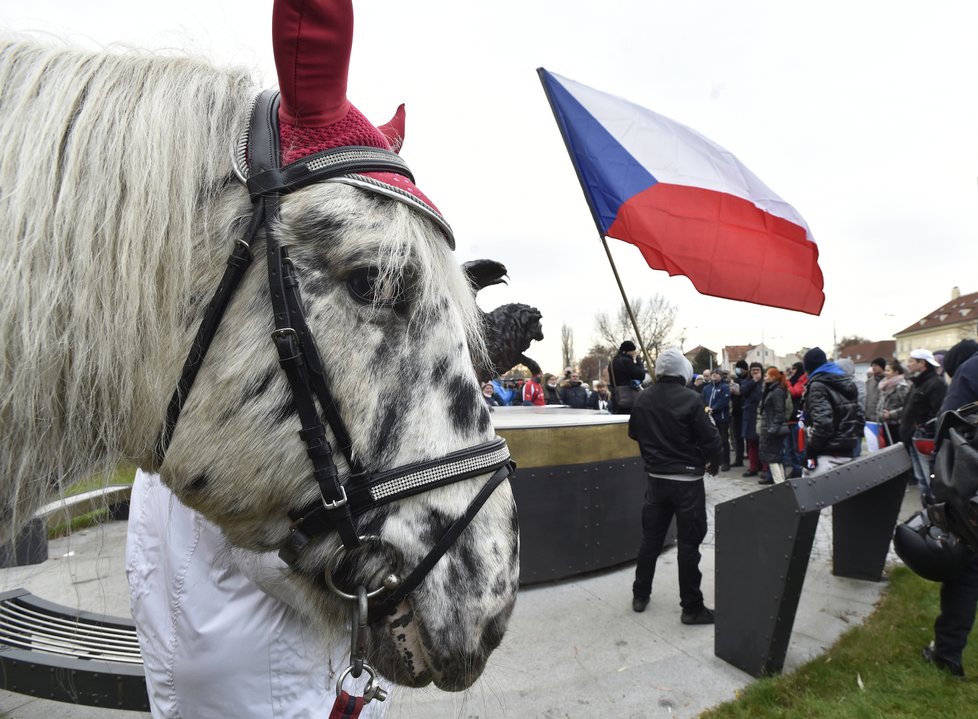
156, 89, 513, 619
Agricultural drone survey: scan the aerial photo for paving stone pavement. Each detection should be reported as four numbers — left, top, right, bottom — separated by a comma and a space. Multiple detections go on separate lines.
0, 467, 921, 719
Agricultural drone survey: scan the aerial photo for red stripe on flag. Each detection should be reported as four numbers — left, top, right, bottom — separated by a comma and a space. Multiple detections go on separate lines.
607, 183, 824, 315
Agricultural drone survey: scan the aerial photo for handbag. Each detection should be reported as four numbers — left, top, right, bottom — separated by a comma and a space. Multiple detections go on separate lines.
927, 402, 978, 551
609, 362, 642, 412
613, 383, 640, 411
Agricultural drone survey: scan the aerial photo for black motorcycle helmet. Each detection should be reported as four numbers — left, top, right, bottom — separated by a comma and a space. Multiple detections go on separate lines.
893, 511, 973, 583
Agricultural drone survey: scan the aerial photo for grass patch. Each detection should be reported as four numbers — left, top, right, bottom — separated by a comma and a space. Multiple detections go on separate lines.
62, 461, 136, 498
46, 508, 112, 539
701, 567, 978, 718
45, 462, 136, 538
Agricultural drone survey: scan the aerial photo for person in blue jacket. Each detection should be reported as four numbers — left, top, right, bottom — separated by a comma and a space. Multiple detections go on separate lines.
702, 369, 731, 471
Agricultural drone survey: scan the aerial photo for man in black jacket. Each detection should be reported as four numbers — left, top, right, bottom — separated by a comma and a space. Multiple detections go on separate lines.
801, 347, 865, 475
628, 348, 723, 624
921, 339, 978, 678
900, 348, 948, 493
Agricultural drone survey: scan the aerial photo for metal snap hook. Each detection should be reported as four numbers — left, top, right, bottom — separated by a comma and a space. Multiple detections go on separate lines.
349, 586, 368, 678
323, 535, 402, 601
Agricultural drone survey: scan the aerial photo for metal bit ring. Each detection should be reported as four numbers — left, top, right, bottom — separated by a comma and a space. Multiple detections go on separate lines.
323, 535, 400, 601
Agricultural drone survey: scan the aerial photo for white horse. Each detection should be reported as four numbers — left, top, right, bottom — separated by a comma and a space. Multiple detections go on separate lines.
0, 37, 519, 691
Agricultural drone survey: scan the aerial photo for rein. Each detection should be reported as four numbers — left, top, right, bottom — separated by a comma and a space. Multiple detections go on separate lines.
155, 90, 514, 704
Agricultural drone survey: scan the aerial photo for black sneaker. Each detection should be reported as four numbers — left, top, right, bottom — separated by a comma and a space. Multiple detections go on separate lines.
632, 596, 649, 613
742, 470, 758, 478
922, 644, 964, 677
681, 607, 715, 625
720, 464, 730, 472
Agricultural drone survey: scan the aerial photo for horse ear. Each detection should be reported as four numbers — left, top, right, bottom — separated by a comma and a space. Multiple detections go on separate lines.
378, 104, 406, 153
272, 0, 353, 127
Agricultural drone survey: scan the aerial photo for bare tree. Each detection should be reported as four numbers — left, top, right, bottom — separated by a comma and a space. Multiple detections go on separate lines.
561, 323, 575, 371
578, 343, 614, 383
594, 294, 678, 363
691, 347, 716, 374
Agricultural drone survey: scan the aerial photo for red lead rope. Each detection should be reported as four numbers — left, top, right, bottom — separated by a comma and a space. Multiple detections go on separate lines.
329, 690, 365, 719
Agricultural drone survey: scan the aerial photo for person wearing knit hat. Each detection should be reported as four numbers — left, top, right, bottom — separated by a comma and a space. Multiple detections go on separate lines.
800, 347, 865, 476
803, 346, 828, 375
864, 357, 887, 423
609, 340, 647, 414
627, 348, 723, 625
940, 339, 978, 413
921, 338, 978, 678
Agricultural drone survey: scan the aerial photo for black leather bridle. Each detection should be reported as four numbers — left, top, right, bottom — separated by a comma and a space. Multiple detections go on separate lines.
156, 89, 514, 620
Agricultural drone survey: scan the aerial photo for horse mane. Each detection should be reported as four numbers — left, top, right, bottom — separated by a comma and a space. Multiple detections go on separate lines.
0, 36, 255, 533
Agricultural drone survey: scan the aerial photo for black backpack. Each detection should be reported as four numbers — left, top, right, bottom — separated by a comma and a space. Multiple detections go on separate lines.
927, 402, 978, 551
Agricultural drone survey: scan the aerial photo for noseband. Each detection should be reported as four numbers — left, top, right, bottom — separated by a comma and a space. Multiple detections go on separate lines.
156, 89, 513, 621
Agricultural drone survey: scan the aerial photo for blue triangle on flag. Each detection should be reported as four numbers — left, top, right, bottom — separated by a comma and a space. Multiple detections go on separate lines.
540, 70, 657, 235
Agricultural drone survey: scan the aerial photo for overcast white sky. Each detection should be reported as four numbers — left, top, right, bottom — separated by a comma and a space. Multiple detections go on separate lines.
4, 1, 977, 372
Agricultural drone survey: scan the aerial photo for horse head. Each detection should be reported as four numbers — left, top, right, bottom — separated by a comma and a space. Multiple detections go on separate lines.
160, 0, 518, 692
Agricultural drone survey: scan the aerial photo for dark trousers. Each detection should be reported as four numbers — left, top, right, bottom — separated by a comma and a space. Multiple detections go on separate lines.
935, 553, 978, 664
632, 475, 708, 611
730, 411, 744, 463
716, 421, 730, 467
746, 438, 760, 472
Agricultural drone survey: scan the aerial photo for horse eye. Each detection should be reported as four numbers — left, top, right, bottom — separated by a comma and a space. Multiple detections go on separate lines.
347, 267, 379, 305
346, 267, 409, 314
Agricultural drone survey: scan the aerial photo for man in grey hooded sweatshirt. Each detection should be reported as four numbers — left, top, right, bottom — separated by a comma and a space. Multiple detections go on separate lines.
628, 348, 723, 624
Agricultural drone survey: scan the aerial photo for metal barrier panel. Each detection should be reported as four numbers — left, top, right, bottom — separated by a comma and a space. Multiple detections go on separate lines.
511, 457, 654, 584
714, 444, 912, 677
496, 408, 676, 584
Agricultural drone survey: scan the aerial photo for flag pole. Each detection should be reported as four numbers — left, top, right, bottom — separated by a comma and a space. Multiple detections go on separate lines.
536, 68, 653, 373
600, 236, 653, 372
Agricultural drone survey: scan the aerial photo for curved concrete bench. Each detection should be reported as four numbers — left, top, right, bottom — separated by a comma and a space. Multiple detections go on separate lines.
0, 588, 149, 711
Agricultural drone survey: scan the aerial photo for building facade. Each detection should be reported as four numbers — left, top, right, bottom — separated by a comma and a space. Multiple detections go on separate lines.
894, 287, 978, 360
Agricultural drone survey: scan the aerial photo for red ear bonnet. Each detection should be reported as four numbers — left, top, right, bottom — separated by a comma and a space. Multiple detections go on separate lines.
270, 0, 450, 244
273, 0, 390, 162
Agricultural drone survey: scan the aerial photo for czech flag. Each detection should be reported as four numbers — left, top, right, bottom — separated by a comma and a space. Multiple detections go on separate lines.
538, 69, 824, 316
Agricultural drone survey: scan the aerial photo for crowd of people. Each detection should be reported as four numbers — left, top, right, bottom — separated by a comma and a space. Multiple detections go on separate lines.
481, 341, 645, 414
620, 337, 978, 680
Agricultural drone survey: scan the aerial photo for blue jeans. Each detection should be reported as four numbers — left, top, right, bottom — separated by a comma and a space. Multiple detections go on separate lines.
909, 443, 931, 489
783, 425, 803, 475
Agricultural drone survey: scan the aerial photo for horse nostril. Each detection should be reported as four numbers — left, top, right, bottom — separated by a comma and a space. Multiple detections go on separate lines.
188, 474, 210, 492
482, 620, 505, 653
